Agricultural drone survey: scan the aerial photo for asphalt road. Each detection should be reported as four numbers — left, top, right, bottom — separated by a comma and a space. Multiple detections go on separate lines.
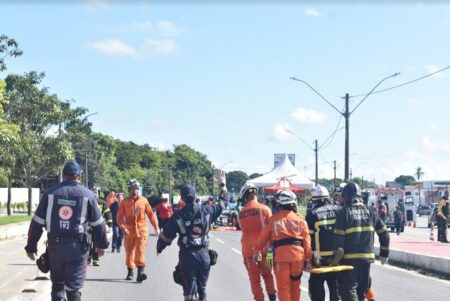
80, 229, 450, 301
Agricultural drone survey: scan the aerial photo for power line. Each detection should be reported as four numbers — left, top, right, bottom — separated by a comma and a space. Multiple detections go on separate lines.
349, 66, 450, 99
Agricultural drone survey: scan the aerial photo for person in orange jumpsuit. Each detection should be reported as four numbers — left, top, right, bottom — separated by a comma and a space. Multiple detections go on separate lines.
155, 193, 173, 228
255, 189, 312, 301
238, 183, 277, 301
117, 179, 159, 282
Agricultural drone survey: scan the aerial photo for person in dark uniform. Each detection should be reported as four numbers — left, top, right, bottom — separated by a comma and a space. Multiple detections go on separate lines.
156, 185, 225, 301
306, 185, 342, 301
332, 183, 390, 301
88, 187, 112, 266
437, 191, 449, 243
25, 161, 109, 301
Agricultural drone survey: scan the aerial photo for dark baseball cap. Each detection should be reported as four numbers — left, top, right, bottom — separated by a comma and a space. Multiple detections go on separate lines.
180, 185, 196, 200
62, 161, 81, 176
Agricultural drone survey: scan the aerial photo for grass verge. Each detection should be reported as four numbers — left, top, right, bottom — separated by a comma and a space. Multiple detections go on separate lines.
0, 215, 32, 225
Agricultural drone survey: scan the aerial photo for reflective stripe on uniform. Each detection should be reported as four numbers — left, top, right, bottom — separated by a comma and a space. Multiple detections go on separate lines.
380, 246, 389, 251
159, 232, 172, 243
46, 194, 54, 232
80, 197, 88, 224
258, 208, 264, 229
314, 219, 336, 254
32, 214, 46, 225
309, 229, 315, 234
90, 217, 104, 227
177, 218, 186, 234
319, 250, 334, 257
376, 226, 388, 234
335, 226, 374, 235
343, 253, 375, 259
176, 218, 188, 246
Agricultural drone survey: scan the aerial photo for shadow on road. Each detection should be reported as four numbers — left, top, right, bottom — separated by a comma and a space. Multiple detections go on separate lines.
85, 278, 134, 283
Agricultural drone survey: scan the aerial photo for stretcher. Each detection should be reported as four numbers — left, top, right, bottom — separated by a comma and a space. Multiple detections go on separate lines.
310, 265, 354, 274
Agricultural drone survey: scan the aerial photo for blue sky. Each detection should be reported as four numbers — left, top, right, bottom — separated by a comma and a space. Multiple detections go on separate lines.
2, 1, 450, 184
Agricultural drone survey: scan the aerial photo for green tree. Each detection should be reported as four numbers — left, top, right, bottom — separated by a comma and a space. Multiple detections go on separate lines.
415, 167, 424, 181
394, 175, 416, 188
0, 35, 23, 72
249, 173, 263, 180
226, 171, 248, 195
4, 72, 81, 215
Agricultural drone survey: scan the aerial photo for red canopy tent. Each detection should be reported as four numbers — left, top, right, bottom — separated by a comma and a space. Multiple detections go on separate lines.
263, 177, 306, 193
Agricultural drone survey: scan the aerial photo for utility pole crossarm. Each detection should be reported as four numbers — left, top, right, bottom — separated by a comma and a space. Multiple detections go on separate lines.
290, 77, 342, 115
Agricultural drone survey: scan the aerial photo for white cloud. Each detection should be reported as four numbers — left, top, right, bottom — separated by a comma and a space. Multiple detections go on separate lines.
142, 38, 180, 55
291, 107, 328, 125
271, 123, 293, 141
130, 20, 181, 36
421, 137, 450, 154
157, 21, 182, 36
305, 8, 320, 17
424, 64, 445, 78
428, 122, 439, 132
85, 39, 138, 58
85, 38, 180, 58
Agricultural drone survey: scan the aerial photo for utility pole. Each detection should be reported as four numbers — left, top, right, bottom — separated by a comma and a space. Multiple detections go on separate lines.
291, 73, 399, 183
333, 160, 337, 187
344, 93, 350, 182
314, 139, 318, 185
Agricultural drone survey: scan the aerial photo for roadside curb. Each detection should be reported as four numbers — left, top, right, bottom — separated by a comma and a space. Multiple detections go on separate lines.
375, 246, 450, 276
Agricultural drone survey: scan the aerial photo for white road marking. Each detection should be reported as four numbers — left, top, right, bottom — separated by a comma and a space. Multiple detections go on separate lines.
217, 238, 224, 244
231, 248, 242, 255
209, 233, 214, 237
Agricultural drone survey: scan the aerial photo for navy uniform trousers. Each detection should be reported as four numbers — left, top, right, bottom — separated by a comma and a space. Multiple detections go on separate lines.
49, 242, 88, 301
179, 248, 211, 301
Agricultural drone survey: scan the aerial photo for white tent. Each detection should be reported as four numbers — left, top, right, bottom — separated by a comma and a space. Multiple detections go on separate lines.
247, 154, 315, 189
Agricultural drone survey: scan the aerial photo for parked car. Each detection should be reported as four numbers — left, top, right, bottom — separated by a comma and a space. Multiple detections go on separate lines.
417, 204, 432, 216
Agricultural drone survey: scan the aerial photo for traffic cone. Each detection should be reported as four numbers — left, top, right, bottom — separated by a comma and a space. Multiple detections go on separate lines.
430, 225, 435, 241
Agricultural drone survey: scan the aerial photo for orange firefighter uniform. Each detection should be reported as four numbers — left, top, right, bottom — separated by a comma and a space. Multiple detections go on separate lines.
239, 199, 276, 301
117, 195, 159, 268
256, 210, 312, 301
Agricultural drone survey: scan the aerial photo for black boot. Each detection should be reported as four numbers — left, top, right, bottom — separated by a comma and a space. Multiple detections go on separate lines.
136, 266, 147, 283
268, 293, 277, 301
67, 290, 81, 301
125, 268, 134, 280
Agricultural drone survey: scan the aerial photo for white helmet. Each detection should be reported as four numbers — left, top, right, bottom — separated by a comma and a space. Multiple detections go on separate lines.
239, 183, 258, 199
127, 179, 141, 189
311, 185, 330, 200
275, 189, 297, 205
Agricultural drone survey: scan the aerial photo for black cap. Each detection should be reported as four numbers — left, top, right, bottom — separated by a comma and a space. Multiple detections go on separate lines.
180, 185, 196, 201
62, 161, 81, 176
